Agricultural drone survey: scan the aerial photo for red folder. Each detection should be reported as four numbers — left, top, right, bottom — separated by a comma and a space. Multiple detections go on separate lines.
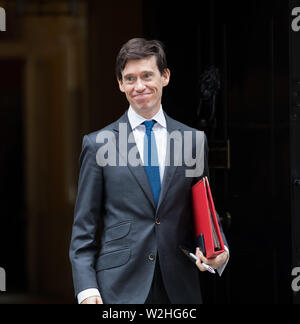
192, 176, 225, 259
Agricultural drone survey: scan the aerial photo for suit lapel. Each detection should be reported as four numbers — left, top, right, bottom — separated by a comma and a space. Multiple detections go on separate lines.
156, 113, 182, 214
113, 112, 156, 210
112, 111, 182, 213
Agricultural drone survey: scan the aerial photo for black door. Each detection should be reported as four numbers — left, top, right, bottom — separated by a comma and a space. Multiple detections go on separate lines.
143, 0, 293, 303
290, 0, 300, 305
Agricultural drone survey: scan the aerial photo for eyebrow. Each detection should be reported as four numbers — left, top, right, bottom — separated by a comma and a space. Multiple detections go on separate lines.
123, 70, 154, 79
123, 74, 135, 79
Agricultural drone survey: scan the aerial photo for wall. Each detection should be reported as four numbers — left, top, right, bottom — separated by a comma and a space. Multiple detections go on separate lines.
0, 2, 88, 301
0, 0, 143, 302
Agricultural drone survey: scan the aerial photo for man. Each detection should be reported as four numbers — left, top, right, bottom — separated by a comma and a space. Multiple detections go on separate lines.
69, 38, 229, 304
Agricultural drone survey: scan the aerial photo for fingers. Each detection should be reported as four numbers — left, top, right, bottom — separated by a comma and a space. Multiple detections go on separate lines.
205, 251, 228, 268
96, 296, 103, 304
195, 247, 209, 272
195, 248, 229, 273
210, 250, 228, 268
196, 247, 208, 263
81, 296, 103, 304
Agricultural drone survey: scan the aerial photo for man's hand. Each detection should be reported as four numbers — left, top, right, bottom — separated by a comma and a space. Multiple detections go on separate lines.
195, 247, 228, 272
81, 296, 103, 304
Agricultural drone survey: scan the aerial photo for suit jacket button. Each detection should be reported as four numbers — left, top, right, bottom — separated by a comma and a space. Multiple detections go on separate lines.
155, 218, 160, 224
148, 253, 155, 261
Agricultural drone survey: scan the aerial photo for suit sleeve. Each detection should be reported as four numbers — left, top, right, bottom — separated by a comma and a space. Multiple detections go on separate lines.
69, 135, 103, 297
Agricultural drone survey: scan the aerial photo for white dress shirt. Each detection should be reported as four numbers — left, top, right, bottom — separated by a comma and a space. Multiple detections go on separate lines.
127, 105, 167, 183
77, 106, 228, 304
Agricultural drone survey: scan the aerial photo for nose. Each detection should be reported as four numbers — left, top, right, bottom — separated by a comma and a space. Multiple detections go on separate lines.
134, 78, 146, 92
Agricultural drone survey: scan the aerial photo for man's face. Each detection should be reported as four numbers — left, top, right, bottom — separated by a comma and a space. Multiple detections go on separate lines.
118, 56, 170, 116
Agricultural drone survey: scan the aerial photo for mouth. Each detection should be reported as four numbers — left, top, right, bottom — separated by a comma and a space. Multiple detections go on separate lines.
133, 93, 152, 99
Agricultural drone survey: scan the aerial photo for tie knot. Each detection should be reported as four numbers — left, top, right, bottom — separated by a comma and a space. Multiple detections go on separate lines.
143, 120, 156, 132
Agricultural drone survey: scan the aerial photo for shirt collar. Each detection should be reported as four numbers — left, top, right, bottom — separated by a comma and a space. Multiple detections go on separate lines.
127, 105, 166, 130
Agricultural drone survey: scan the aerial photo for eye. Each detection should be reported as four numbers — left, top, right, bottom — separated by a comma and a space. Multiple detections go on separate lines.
124, 75, 135, 83
143, 73, 152, 80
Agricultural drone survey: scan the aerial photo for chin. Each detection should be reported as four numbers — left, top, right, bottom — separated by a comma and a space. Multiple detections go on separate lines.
131, 100, 159, 115
134, 103, 152, 111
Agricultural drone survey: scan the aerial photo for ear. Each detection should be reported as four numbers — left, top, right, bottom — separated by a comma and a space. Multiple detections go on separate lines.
118, 78, 125, 93
162, 68, 170, 87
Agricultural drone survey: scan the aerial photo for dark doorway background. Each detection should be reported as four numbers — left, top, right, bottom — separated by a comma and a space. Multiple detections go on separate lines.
0, 59, 27, 292
143, 0, 292, 303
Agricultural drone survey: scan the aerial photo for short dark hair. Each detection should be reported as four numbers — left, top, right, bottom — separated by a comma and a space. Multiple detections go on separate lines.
116, 38, 168, 81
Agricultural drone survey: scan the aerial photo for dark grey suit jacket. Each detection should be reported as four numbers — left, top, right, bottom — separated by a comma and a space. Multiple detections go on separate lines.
69, 110, 228, 304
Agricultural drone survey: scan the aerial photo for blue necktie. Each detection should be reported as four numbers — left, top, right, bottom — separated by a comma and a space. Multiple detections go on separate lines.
143, 120, 161, 207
